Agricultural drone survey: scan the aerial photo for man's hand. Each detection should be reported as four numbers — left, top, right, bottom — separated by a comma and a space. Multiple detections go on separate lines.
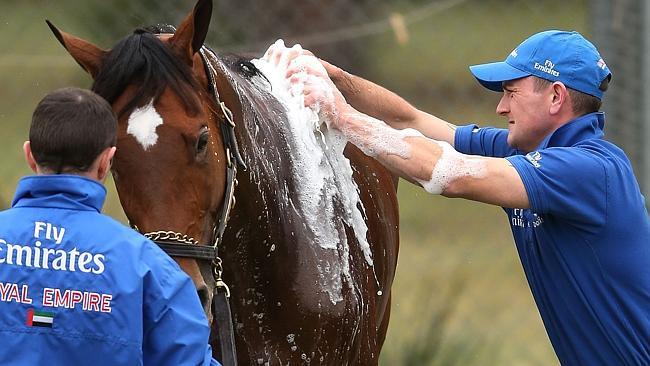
261, 41, 351, 131
286, 56, 353, 130
262, 39, 313, 72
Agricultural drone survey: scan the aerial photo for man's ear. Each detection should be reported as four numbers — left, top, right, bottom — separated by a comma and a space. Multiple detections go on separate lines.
23, 141, 39, 173
96, 146, 117, 182
549, 81, 568, 115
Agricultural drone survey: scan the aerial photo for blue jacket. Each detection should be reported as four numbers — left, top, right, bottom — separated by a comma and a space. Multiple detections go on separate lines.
455, 112, 650, 365
0, 175, 219, 366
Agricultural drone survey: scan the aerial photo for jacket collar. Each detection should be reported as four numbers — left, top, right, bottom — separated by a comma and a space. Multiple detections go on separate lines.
536, 112, 605, 150
12, 175, 106, 212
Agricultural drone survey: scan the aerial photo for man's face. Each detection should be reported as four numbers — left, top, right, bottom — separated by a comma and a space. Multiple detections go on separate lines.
496, 76, 554, 153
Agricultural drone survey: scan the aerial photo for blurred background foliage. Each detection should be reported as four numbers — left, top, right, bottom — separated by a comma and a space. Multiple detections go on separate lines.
0, 0, 643, 365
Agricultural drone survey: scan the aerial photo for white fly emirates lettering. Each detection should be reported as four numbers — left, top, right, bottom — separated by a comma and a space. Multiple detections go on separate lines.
0, 222, 106, 274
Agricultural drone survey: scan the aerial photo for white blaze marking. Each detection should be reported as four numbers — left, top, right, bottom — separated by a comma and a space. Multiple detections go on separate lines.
127, 99, 163, 150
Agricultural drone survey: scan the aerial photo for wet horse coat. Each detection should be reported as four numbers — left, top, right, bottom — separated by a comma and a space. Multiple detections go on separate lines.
48, 0, 399, 364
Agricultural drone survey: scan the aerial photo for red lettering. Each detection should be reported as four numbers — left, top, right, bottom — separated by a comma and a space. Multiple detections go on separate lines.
100, 294, 112, 313
86, 292, 100, 312
70, 291, 83, 308
6, 284, 20, 302
20, 285, 32, 304
42, 288, 54, 306
0, 283, 10, 300
54, 289, 70, 307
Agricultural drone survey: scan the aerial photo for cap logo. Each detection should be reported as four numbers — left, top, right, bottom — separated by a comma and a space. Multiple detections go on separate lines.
597, 58, 607, 70
534, 59, 560, 77
510, 49, 518, 58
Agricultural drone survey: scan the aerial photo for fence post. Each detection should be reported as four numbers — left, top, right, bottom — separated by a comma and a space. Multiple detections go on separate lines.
591, 0, 649, 206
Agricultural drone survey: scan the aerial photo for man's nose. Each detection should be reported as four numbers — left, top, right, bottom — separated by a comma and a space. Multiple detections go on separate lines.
496, 94, 509, 116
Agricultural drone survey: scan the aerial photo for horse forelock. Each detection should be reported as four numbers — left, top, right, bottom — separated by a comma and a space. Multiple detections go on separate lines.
91, 28, 202, 118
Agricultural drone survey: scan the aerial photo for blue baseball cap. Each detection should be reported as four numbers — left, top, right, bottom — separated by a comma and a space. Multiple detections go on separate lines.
469, 30, 612, 99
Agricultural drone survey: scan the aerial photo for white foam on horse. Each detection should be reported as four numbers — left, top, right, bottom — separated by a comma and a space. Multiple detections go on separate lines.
253, 40, 373, 304
127, 99, 163, 150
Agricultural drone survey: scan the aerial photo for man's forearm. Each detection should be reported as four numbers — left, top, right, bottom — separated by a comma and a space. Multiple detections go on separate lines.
328, 67, 420, 128
327, 66, 457, 145
334, 109, 527, 208
336, 108, 450, 189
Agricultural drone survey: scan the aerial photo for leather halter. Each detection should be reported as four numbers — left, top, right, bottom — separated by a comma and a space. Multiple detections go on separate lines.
135, 45, 245, 282
130, 41, 244, 366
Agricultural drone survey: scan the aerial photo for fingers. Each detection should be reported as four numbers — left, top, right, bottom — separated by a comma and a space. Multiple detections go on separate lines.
262, 39, 283, 64
286, 55, 328, 81
262, 39, 317, 72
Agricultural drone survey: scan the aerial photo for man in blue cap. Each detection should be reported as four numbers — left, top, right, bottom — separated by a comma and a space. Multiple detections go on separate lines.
272, 30, 650, 364
0, 87, 221, 365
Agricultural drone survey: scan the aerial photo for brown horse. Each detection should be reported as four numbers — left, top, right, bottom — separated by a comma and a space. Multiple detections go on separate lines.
48, 0, 399, 364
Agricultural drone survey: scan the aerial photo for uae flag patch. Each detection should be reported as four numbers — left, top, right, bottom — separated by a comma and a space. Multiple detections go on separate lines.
26, 309, 54, 328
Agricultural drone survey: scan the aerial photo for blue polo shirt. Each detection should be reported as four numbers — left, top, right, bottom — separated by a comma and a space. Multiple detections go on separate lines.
455, 112, 650, 365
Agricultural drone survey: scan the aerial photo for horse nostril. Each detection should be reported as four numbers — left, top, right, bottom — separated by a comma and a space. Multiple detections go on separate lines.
197, 285, 210, 308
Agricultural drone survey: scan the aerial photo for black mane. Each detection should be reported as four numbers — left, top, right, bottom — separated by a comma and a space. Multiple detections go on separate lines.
92, 26, 201, 117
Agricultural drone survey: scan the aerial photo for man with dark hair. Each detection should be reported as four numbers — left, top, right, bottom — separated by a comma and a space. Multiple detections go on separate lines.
271, 30, 650, 364
0, 87, 220, 365
27, 87, 118, 174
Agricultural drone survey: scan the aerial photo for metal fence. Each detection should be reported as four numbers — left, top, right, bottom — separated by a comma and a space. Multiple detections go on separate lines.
0, 0, 646, 365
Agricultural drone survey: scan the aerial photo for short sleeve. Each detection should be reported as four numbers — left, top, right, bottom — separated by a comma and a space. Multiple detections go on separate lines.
507, 147, 607, 230
454, 124, 518, 158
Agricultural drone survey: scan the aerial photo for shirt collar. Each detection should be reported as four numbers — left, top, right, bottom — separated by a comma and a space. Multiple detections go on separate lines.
537, 112, 605, 150
11, 175, 107, 212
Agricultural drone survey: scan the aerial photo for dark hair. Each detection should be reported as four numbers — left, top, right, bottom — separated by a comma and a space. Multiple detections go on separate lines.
532, 77, 602, 115
91, 27, 201, 118
29, 87, 117, 173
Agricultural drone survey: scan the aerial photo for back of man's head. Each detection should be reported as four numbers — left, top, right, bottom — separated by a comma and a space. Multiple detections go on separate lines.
30, 87, 117, 174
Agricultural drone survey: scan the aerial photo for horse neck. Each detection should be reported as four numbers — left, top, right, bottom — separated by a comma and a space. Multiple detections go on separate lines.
219, 104, 370, 314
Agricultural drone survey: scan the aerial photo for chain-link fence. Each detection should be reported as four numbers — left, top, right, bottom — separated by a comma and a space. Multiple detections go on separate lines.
0, 1, 645, 365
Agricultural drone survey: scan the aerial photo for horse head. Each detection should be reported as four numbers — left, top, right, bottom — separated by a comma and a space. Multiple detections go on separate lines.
47, 0, 229, 320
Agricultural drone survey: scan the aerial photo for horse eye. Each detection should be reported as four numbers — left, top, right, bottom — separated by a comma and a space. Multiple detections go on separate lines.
196, 129, 209, 154
239, 61, 257, 77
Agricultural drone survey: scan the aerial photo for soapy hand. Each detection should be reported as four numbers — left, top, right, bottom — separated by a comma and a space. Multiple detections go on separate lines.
261, 40, 351, 130
262, 39, 314, 72
286, 57, 352, 130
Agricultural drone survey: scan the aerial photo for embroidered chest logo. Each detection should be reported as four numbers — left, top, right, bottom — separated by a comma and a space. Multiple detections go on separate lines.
511, 209, 544, 228
525, 151, 542, 168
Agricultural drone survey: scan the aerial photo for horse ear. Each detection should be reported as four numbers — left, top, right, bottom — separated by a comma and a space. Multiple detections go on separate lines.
169, 0, 213, 65
46, 20, 107, 79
